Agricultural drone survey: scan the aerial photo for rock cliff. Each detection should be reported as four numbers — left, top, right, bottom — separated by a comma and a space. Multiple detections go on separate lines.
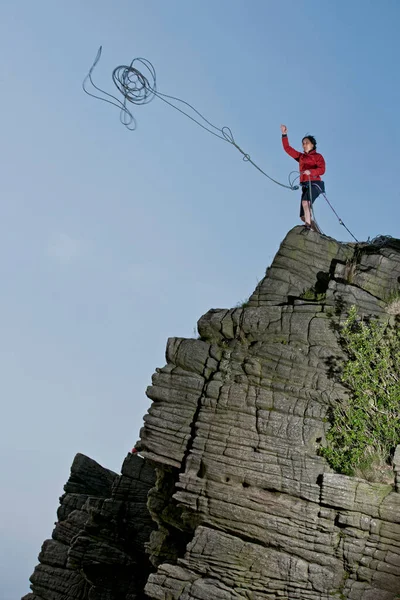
22, 452, 156, 600
24, 227, 400, 600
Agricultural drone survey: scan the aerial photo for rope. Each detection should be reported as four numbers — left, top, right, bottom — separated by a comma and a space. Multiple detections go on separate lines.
82, 46, 297, 190
307, 177, 324, 234
369, 235, 395, 247
83, 47, 358, 241
312, 182, 359, 242
293, 176, 357, 241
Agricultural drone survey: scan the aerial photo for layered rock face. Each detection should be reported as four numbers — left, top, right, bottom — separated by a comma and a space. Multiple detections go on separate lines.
25, 227, 400, 600
23, 452, 156, 600
141, 227, 400, 600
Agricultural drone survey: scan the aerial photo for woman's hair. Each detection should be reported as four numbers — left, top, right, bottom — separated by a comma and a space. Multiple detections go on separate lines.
302, 135, 317, 149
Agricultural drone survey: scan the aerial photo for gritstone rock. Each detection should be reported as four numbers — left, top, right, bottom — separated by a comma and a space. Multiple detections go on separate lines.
24, 227, 400, 600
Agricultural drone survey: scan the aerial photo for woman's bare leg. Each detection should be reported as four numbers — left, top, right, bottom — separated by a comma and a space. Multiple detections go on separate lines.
301, 200, 312, 227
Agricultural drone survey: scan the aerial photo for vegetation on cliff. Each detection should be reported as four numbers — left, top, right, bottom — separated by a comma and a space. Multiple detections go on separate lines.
321, 306, 400, 481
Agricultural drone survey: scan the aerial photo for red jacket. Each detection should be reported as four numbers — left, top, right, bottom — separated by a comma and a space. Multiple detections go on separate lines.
282, 135, 325, 183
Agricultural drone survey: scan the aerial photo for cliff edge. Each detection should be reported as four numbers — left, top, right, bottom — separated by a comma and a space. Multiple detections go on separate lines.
24, 227, 400, 600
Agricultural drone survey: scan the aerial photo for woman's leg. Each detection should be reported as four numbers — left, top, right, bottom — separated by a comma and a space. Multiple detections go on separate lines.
301, 200, 312, 227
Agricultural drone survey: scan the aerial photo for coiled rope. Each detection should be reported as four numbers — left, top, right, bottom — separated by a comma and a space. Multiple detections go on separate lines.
83, 46, 358, 240
83, 46, 296, 190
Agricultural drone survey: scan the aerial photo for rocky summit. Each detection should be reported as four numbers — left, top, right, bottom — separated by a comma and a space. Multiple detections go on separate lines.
24, 227, 400, 600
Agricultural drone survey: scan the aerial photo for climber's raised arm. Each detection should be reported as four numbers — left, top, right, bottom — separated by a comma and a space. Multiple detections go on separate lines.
280, 124, 301, 161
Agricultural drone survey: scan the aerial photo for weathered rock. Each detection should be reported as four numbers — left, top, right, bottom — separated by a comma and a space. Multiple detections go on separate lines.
24, 227, 400, 600
140, 227, 400, 600
23, 453, 156, 600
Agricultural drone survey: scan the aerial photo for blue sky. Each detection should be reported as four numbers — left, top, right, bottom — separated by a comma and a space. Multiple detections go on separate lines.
1, 1, 400, 597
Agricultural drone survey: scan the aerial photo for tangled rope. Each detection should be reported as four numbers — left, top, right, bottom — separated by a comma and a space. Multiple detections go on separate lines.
83, 46, 359, 241
82, 47, 154, 130
83, 46, 296, 190
369, 235, 395, 247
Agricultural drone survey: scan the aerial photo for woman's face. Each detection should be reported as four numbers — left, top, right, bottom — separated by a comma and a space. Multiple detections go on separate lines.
302, 138, 314, 153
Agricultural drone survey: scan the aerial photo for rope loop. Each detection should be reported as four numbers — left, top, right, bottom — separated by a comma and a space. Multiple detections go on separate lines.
83, 46, 297, 190
83, 46, 359, 240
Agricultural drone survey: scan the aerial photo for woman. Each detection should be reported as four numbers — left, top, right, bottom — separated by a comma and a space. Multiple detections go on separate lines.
280, 124, 326, 230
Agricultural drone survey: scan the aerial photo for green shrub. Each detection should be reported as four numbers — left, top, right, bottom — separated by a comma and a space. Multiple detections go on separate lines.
320, 306, 400, 479
300, 287, 326, 302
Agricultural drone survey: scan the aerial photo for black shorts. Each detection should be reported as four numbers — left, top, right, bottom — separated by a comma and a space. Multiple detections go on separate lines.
300, 181, 325, 217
